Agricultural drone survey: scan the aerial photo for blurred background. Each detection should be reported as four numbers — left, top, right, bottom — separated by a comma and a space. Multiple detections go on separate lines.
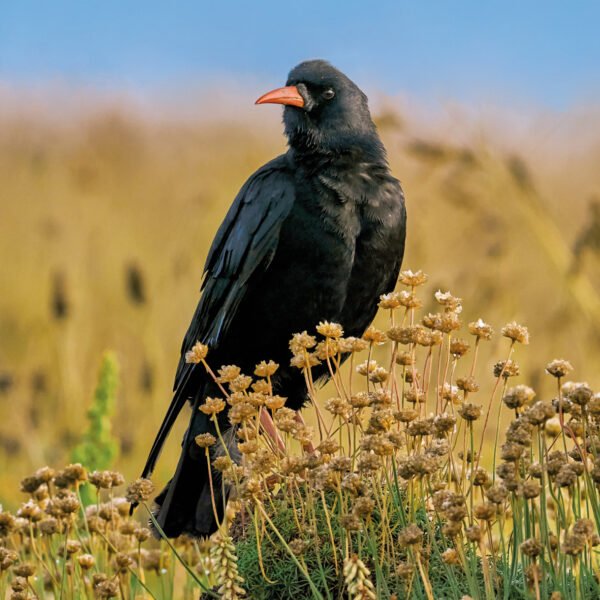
1, 1, 599, 506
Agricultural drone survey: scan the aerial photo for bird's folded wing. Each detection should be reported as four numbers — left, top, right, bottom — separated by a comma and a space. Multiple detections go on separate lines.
174, 155, 295, 392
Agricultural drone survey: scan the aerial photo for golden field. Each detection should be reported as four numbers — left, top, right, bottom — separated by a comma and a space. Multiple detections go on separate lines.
1, 90, 599, 508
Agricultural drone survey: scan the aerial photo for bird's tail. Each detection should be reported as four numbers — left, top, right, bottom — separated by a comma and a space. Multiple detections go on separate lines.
151, 390, 236, 538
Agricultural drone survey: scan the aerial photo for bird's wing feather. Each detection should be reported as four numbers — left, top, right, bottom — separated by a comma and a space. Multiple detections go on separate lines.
174, 154, 295, 391
140, 156, 294, 481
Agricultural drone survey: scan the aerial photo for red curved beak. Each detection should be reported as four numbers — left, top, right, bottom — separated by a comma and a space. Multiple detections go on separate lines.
255, 85, 305, 108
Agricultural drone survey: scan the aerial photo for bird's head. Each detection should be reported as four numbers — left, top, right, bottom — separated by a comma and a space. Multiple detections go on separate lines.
256, 60, 383, 160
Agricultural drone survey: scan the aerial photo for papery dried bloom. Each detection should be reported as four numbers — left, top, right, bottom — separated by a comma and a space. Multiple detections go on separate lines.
522, 480, 541, 499
494, 359, 520, 379
17, 501, 43, 522
229, 402, 256, 424
317, 439, 340, 455
440, 312, 461, 333
501, 322, 529, 344
555, 464, 577, 487
125, 478, 154, 504
524, 401, 555, 426
434, 413, 457, 434
362, 325, 387, 344
395, 408, 418, 422
200, 397, 226, 416
465, 525, 483, 543
38, 517, 59, 536
315, 340, 338, 360
357, 453, 381, 473
399, 269, 428, 287
486, 484, 508, 504
94, 578, 120, 599
399, 524, 423, 546
290, 352, 321, 369
471, 467, 490, 487
0, 511, 16, 537
217, 365, 241, 383
387, 325, 419, 344
229, 375, 253, 393
264, 395, 285, 411
368, 366, 389, 383
434, 290, 462, 313
407, 418, 435, 437
78, 554, 96, 570
503, 385, 536, 409
350, 392, 372, 409
566, 382, 593, 406
397, 291, 422, 308
254, 360, 278, 378
573, 518, 595, 539
20, 476, 43, 495
338, 336, 369, 353
324, 397, 351, 417
379, 292, 401, 309
88, 470, 114, 490
468, 319, 494, 340
340, 514, 361, 532
440, 383, 460, 405
562, 532, 586, 556
356, 360, 378, 375
450, 339, 470, 358
458, 403, 482, 421
13, 563, 35, 578
344, 555, 377, 600
544, 417, 561, 437
353, 496, 375, 519
422, 312, 443, 330
316, 321, 344, 338
289, 331, 317, 354
520, 538, 542, 558
456, 376, 479, 393
404, 389, 425, 404
62, 463, 87, 484
474, 503, 496, 521
500, 442, 525, 462
545, 359, 573, 379
185, 342, 208, 364
441, 549, 461, 565
396, 351, 414, 366
134, 526, 151, 542
288, 538, 308, 555
195, 433, 217, 448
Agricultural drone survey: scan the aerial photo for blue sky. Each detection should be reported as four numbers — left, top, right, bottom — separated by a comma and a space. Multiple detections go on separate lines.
1, 1, 599, 109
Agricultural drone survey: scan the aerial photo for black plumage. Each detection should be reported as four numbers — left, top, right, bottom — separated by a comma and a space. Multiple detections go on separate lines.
139, 60, 407, 538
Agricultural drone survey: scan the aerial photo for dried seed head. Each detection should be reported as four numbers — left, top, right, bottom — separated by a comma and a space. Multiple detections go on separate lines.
474, 503, 497, 521
456, 377, 479, 394
565, 382, 593, 406
494, 359, 520, 379
458, 403, 482, 421
289, 331, 317, 354
316, 321, 344, 338
520, 538, 542, 558
379, 292, 401, 309
450, 339, 470, 358
545, 359, 573, 379
185, 342, 208, 364
441, 548, 461, 565
398, 524, 423, 547
435, 290, 462, 313
399, 269, 428, 287
562, 532, 586, 555
522, 480, 541, 499
125, 479, 155, 505
254, 360, 278, 378
468, 318, 494, 340
501, 321, 529, 344
195, 433, 217, 448
200, 397, 226, 416
362, 326, 387, 344
503, 385, 536, 410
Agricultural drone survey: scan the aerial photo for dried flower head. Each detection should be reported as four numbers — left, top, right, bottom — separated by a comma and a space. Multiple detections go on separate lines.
468, 319, 494, 340
501, 322, 529, 344
125, 478, 154, 504
545, 359, 573, 379
185, 342, 208, 364
399, 269, 428, 287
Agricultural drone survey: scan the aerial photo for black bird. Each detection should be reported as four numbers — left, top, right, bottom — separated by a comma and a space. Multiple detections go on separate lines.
140, 59, 407, 538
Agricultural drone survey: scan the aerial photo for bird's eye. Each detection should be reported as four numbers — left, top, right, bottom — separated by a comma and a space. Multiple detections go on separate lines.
322, 89, 335, 100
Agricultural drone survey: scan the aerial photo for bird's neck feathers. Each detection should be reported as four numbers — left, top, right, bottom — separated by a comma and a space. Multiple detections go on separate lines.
287, 128, 387, 172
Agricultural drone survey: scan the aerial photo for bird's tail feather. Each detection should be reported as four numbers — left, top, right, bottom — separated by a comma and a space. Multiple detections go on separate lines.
152, 390, 236, 538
